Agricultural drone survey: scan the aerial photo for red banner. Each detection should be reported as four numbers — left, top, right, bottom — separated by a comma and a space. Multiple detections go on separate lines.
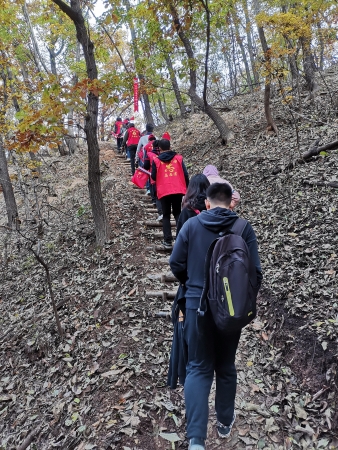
133, 77, 139, 112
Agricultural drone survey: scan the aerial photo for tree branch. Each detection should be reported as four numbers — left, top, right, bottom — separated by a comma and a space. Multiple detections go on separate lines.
51, 0, 82, 23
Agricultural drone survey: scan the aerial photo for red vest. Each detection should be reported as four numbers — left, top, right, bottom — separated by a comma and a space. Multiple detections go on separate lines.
148, 151, 158, 185
154, 154, 187, 199
115, 120, 123, 134
126, 127, 140, 146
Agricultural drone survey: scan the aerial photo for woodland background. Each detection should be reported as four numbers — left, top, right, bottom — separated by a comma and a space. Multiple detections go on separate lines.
0, 0, 338, 448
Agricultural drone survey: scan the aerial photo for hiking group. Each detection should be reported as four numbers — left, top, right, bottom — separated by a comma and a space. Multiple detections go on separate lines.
112, 119, 263, 450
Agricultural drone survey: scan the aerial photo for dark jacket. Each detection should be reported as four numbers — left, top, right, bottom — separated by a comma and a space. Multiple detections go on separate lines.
151, 151, 189, 187
169, 207, 263, 309
176, 194, 207, 235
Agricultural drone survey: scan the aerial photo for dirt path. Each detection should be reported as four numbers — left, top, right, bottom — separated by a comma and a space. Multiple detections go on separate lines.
97, 145, 287, 450
1, 141, 335, 449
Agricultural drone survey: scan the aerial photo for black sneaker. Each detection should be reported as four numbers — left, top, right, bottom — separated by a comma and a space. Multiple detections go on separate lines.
188, 438, 205, 450
217, 412, 236, 438
162, 241, 172, 249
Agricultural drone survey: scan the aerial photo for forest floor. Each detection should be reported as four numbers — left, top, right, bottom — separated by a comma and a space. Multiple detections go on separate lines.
0, 69, 338, 450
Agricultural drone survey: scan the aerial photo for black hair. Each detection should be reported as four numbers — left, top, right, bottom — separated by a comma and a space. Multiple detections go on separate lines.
182, 174, 210, 209
158, 139, 170, 151
206, 182, 232, 206
152, 139, 160, 148
117, 117, 122, 121
129, 123, 134, 127
146, 123, 154, 132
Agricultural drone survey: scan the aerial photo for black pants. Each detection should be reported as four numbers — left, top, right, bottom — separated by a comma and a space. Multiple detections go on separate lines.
160, 194, 182, 242
150, 184, 162, 214
184, 309, 241, 440
117, 137, 123, 152
128, 145, 137, 174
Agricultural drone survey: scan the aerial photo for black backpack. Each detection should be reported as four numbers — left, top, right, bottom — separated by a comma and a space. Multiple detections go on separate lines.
197, 218, 258, 333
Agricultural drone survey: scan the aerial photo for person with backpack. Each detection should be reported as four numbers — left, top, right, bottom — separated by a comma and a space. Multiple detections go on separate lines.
169, 182, 262, 450
176, 174, 210, 235
151, 139, 189, 248
203, 165, 240, 209
122, 122, 140, 175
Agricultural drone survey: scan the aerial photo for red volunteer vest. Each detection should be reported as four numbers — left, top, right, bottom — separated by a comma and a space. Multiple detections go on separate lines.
126, 127, 140, 146
115, 120, 123, 134
148, 150, 158, 185
154, 154, 187, 199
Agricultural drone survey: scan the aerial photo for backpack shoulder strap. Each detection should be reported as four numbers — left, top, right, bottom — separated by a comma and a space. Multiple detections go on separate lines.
197, 238, 218, 316
230, 217, 247, 237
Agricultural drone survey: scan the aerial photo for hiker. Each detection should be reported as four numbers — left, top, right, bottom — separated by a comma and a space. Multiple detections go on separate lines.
122, 122, 140, 175
169, 182, 262, 450
120, 118, 130, 159
137, 124, 156, 194
162, 131, 171, 140
203, 165, 240, 209
151, 139, 189, 248
176, 174, 210, 235
137, 124, 155, 156
113, 117, 123, 153
137, 134, 155, 169
144, 139, 162, 220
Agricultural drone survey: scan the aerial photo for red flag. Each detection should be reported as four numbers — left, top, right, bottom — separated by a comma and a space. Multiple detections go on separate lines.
133, 78, 139, 112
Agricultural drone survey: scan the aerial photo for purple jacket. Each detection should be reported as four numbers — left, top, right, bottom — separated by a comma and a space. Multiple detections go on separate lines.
203, 165, 240, 208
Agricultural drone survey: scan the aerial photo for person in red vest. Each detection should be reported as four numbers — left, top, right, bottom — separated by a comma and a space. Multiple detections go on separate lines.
162, 131, 171, 140
144, 139, 162, 220
122, 123, 140, 175
151, 139, 189, 249
113, 117, 123, 153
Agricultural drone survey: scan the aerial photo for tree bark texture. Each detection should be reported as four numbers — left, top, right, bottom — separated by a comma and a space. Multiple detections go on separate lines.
257, 26, 278, 134
0, 139, 19, 228
165, 54, 186, 116
170, 4, 230, 144
300, 37, 317, 98
51, 0, 110, 246
242, 0, 259, 85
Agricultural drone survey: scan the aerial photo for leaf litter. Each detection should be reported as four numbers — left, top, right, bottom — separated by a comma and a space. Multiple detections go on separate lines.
0, 67, 338, 449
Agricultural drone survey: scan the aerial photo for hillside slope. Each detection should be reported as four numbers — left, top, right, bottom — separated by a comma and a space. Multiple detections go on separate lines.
0, 68, 337, 449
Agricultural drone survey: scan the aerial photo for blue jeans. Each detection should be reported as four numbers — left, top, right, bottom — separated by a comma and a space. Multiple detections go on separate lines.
183, 309, 241, 440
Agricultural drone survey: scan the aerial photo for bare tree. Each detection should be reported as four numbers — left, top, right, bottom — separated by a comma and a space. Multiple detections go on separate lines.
51, 0, 110, 246
169, 3, 231, 144
0, 139, 19, 229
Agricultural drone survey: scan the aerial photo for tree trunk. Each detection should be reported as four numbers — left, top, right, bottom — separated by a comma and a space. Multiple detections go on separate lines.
158, 98, 168, 122
300, 37, 317, 98
165, 54, 186, 116
0, 139, 19, 229
64, 44, 80, 155
257, 25, 278, 133
52, 0, 110, 246
283, 35, 298, 82
242, 0, 259, 85
233, 15, 253, 91
22, 1, 49, 74
142, 89, 154, 125
170, 3, 230, 144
